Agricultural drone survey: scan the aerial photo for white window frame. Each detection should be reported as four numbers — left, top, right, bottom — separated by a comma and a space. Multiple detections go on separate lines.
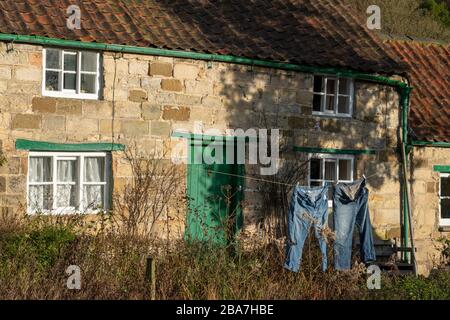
312, 75, 354, 117
439, 173, 450, 226
27, 152, 111, 215
307, 153, 354, 207
42, 48, 101, 100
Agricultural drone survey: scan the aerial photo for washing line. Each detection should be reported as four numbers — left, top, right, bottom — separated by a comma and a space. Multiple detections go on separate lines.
205, 169, 378, 187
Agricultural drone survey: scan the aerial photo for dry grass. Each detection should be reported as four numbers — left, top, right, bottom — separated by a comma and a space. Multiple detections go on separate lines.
1, 212, 448, 300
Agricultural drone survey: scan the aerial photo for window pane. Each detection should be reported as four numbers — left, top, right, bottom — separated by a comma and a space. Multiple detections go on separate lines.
29, 185, 52, 211
81, 74, 96, 94
29, 157, 52, 182
325, 95, 335, 111
56, 185, 77, 208
81, 52, 97, 72
84, 185, 104, 210
339, 159, 352, 181
314, 76, 324, 93
64, 73, 76, 90
85, 157, 105, 182
339, 78, 350, 94
310, 158, 322, 180
46, 49, 61, 69
325, 160, 336, 181
57, 160, 77, 182
326, 78, 336, 95
64, 53, 77, 71
310, 181, 322, 187
441, 199, 450, 219
338, 96, 350, 114
45, 71, 60, 91
313, 94, 322, 111
441, 176, 450, 196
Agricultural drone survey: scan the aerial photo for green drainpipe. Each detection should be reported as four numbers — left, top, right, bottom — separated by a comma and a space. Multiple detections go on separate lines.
0, 32, 416, 271
399, 86, 417, 275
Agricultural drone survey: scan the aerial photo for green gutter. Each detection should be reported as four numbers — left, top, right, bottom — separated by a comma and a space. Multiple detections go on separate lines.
433, 165, 450, 172
294, 146, 377, 155
16, 139, 125, 152
410, 140, 450, 148
0, 33, 409, 88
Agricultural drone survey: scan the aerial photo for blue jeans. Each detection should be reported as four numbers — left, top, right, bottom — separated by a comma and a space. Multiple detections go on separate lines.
333, 178, 376, 270
284, 185, 329, 272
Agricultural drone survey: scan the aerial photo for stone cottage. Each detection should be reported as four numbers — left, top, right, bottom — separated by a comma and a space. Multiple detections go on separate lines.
0, 0, 448, 275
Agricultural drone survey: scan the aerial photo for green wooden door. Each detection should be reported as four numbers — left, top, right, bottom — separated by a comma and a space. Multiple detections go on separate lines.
185, 139, 244, 246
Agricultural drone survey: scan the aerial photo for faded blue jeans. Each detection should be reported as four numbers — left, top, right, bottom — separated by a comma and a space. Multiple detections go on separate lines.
284, 185, 329, 272
333, 178, 376, 270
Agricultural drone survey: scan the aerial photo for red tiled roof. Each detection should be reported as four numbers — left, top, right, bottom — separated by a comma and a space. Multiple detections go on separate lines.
0, 0, 406, 75
385, 40, 450, 143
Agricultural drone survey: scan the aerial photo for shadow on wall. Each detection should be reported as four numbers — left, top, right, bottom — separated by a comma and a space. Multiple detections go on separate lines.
154, 1, 405, 241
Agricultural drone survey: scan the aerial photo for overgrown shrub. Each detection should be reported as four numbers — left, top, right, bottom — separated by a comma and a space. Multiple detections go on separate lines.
0, 214, 449, 300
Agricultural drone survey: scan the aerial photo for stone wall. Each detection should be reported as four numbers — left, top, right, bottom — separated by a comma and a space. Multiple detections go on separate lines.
410, 146, 450, 274
0, 41, 421, 269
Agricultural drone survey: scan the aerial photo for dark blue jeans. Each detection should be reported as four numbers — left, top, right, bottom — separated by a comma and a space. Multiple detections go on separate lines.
284, 185, 329, 272
333, 178, 376, 270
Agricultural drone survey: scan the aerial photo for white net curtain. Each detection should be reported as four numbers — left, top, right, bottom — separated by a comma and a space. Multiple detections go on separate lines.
29, 157, 52, 211
83, 157, 105, 210
28, 155, 106, 212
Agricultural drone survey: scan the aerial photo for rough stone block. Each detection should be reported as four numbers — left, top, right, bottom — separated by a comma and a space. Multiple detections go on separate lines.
426, 181, 437, 193
12, 114, 41, 130
57, 99, 82, 115
161, 79, 183, 92
43, 115, 65, 131
373, 208, 400, 225
173, 63, 199, 79
149, 62, 173, 77
151, 121, 171, 137
7, 175, 26, 193
67, 118, 98, 133
129, 89, 148, 102
288, 117, 304, 129
121, 120, 149, 136
162, 106, 190, 121
142, 103, 161, 120
176, 94, 202, 106
32, 97, 57, 113
201, 96, 222, 108
129, 60, 149, 75
116, 101, 141, 118
14, 67, 41, 82
28, 52, 42, 67
0, 66, 12, 80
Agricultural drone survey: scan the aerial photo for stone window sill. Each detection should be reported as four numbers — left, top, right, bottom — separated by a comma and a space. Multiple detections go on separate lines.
438, 226, 450, 232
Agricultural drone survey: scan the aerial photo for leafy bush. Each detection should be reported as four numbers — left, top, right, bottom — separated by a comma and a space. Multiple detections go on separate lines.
0, 225, 76, 270
372, 269, 450, 300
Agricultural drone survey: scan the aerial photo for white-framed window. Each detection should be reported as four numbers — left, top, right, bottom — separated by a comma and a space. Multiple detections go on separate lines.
27, 152, 111, 214
439, 173, 450, 226
312, 75, 354, 116
43, 48, 101, 99
308, 154, 354, 206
